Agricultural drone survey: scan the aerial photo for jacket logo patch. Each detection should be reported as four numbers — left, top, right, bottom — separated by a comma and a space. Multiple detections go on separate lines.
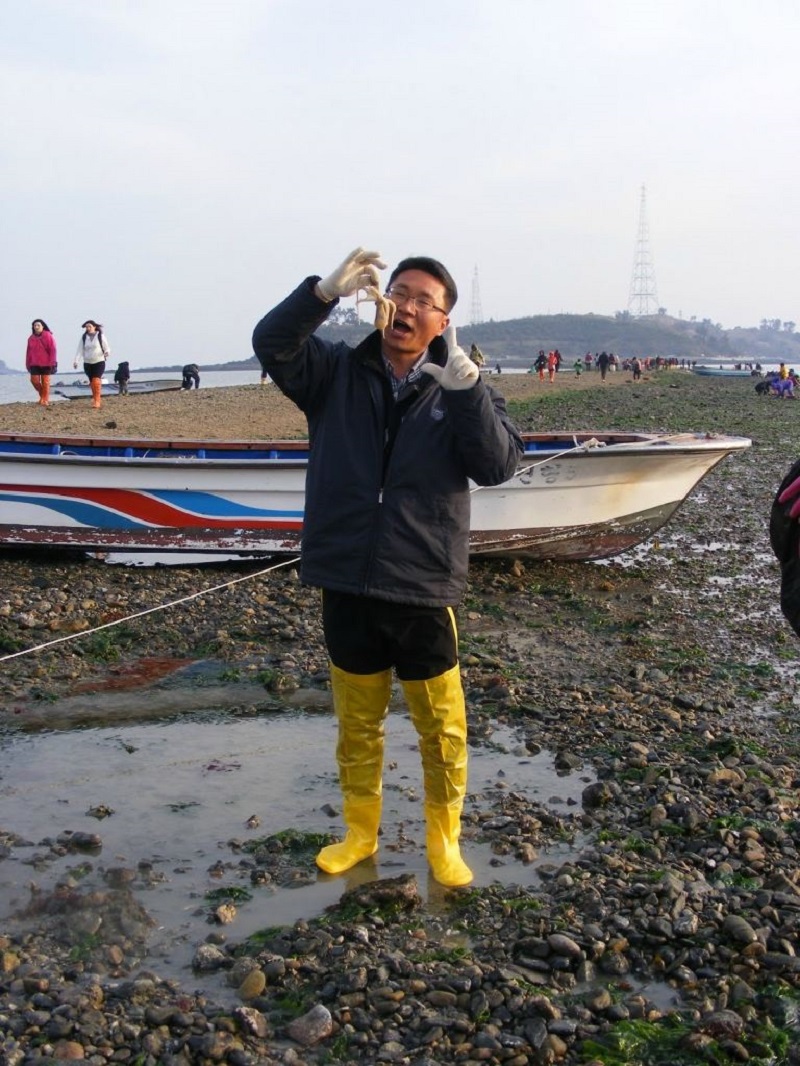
431, 406, 445, 421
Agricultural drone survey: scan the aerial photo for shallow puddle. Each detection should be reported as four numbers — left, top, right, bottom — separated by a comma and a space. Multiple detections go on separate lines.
0, 707, 592, 996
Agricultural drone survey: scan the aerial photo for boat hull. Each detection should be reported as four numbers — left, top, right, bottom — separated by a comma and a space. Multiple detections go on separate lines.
692, 366, 755, 378
53, 378, 183, 399
0, 431, 751, 561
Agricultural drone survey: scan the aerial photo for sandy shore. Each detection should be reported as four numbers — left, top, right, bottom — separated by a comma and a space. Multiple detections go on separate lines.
0, 369, 639, 441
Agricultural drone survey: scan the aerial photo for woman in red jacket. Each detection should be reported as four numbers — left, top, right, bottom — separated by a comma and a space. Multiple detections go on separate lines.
26, 319, 58, 406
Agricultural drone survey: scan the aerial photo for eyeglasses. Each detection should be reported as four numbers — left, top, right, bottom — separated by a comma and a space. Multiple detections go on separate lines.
385, 287, 447, 315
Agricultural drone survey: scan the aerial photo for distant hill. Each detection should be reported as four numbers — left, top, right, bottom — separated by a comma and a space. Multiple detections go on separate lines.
9, 313, 796, 375
308, 312, 800, 368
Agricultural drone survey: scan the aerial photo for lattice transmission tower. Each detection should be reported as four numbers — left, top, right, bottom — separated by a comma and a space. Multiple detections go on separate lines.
470, 265, 484, 325
627, 185, 660, 316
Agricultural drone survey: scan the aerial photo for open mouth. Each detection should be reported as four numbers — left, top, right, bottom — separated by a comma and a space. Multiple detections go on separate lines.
391, 318, 413, 334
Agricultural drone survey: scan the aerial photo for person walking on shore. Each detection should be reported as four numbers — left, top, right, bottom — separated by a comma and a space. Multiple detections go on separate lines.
469, 343, 485, 369
547, 350, 558, 382
253, 247, 523, 886
534, 350, 547, 381
26, 319, 57, 406
73, 320, 111, 408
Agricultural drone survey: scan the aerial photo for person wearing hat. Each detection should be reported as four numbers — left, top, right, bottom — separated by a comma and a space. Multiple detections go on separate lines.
253, 247, 523, 886
73, 320, 111, 408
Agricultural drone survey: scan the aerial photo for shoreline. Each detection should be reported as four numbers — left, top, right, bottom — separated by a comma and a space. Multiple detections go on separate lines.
0, 369, 651, 441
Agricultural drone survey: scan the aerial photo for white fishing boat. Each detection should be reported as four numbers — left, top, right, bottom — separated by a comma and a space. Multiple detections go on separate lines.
0, 430, 751, 561
692, 365, 756, 378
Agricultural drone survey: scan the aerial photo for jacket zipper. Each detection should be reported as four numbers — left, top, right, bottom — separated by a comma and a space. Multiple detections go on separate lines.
360, 382, 419, 591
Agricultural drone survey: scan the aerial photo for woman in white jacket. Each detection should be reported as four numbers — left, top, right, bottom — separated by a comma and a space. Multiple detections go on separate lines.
74, 320, 111, 408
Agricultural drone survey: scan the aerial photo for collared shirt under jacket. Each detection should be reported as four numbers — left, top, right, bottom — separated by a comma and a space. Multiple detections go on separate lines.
252, 277, 524, 608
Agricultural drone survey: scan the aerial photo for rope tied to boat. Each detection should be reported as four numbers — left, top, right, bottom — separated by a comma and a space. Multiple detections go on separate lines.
0, 554, 301, 664
470, 435, 605, 494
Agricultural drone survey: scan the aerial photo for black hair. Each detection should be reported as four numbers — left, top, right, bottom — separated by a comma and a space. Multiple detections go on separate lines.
31, 319, 51, 332
388, 256, 458, 312
81, 320, 106, 350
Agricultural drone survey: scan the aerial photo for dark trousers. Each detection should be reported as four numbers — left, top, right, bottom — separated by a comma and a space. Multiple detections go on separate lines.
321, 591, 458, 681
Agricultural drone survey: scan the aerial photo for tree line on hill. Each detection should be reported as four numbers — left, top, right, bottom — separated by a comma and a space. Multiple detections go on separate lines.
203, 311, 800, 372
310, 310, 800, 369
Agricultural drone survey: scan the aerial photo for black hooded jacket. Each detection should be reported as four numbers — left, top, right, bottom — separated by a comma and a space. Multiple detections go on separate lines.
253, 278, 523, 607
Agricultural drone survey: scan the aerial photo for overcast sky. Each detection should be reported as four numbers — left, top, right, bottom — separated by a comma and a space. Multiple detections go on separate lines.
2, 1, 798, 372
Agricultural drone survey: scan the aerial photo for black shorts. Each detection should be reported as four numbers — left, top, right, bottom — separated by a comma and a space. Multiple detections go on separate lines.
84, 362, 106, 380
28, 366, 54, 376
322, 591, 458, 681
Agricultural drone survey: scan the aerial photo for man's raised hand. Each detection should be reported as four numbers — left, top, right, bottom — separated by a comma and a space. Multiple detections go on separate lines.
317, 247, 387, 302
422, 325, 480, 391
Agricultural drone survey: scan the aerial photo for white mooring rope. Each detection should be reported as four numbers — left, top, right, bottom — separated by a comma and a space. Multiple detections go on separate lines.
0, 555, 301, 664
470, 436, 604, 493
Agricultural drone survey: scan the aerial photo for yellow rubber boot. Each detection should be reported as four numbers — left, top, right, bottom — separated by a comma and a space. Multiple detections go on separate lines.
316, 664, 392, 875
317, 796, 382, 875
30, 375, 43, 402
402, 664, 473, 887
40, 376, 51, 406
90, 377, 102, 408
424, 801, 473, 887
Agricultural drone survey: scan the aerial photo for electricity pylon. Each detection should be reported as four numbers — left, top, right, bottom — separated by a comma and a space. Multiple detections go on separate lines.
628, 185, 660, 316
470, 266, 484, 325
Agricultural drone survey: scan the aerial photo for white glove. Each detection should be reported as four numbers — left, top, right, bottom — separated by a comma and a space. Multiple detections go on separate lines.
317, 247, 387, 302
421, 325, 479, 391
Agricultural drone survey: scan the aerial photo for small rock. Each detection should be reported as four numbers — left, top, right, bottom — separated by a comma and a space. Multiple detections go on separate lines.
213, 903, 237, 924
233, 1004, 270, 1038
700, 1009, 745, 1040
238, 968, 266, 1000
192, 943, 228, 972
285, 1003, 333, 1046
723, 914, 759, 945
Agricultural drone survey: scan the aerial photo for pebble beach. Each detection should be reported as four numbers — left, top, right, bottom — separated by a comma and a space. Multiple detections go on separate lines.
2, 368, 800, 1065
0, 370, 601, 442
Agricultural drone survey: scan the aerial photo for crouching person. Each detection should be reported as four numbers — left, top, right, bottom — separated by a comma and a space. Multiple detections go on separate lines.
252, 248, 523, 885
114, 361, 131, 395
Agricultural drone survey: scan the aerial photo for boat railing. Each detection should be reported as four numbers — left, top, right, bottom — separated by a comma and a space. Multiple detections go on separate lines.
0, 437, 312, 462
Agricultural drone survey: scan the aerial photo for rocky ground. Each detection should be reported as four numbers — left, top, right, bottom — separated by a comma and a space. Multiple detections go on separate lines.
0, 368, 608, 442
2, 370, 800, 1064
